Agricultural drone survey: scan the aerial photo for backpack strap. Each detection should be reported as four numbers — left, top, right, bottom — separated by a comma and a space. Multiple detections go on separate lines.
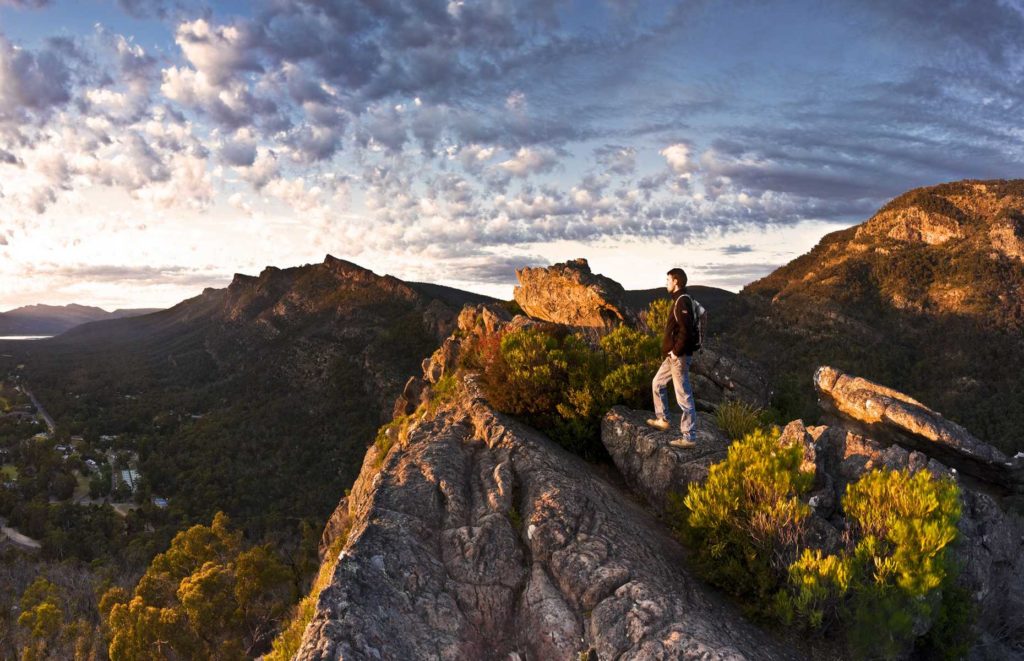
674, 294, 693, 324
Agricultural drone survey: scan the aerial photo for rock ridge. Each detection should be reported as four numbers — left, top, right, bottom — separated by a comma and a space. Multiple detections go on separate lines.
296, 374, 800, 660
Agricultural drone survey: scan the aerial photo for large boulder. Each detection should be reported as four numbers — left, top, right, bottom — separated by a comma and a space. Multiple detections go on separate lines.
601, 407, 731, 513
514, 258, 637, 329
813, 365, 1022, 490
296, 376, 803, 660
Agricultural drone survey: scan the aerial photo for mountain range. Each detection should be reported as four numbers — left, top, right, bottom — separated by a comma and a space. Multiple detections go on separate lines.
0, 304, 162, 336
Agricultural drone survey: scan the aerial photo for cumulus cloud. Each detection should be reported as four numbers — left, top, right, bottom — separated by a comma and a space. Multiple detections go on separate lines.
175, 18, 263, 85
497, 147, 559, 177
219, 127, 257, 166
7, 0, 1024, 303
660, 143, 697, 175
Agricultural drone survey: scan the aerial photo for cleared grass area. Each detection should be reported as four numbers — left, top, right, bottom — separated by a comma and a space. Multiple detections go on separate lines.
1, 464, 18, 480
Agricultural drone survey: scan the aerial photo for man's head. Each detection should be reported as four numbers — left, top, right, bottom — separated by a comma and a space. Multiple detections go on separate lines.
666, 267, 687, 293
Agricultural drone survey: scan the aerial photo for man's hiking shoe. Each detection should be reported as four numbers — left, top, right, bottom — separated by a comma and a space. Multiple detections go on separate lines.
669, 438, 696, 449
646, 418, 670, 431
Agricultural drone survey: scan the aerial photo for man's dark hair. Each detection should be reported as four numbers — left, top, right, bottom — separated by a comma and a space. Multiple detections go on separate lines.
667, 267, 687, 289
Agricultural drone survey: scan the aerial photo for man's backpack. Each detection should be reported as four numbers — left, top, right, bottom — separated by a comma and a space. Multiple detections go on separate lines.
674, 294, 707, 354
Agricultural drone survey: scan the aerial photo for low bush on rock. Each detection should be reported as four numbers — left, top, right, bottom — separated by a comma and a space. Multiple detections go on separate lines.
676, 431, 969, 658
778, 468, 964, 659
677, 427, 813, 606
469, 313, 662, 458
713, 399, 765, 440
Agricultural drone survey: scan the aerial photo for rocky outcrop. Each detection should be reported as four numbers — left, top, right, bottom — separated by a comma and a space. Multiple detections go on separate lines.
990, 214, 1024, 262
690, 343, 770, 410
602, 368, 1024, 658
296, 376, 800, 660
858, 205, 965, 245
601, 407, 731, 514
813, 366, 1023, 491
514, 259, 637, 329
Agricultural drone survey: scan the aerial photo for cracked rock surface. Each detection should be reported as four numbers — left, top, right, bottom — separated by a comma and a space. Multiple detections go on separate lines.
296, 378, 797, 660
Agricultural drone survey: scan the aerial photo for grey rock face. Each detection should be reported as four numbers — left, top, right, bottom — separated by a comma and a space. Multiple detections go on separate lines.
690, 343, 771, 411
600, 407, 731, 514
296, 379, 799, 660
813, 366, 1022, 490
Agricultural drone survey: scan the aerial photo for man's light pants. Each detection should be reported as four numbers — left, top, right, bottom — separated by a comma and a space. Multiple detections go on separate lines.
652, 354, 697, 440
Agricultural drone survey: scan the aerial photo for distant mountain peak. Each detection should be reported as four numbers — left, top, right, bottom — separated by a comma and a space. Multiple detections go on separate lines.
850, 180, 1024, 258
323, 254, 377, 278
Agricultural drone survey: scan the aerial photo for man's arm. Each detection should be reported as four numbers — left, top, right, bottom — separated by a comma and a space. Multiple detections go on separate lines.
671, 296, 691, 357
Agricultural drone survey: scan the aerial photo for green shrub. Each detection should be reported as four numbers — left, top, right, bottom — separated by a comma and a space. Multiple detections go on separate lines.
475, 322, 662, 458
714, 399, 764, 440
641, 298, 671, 336
373, 415, 411, 467
779, 468, 963, 659
680, 427, 813, 607
485, 327, 607, 456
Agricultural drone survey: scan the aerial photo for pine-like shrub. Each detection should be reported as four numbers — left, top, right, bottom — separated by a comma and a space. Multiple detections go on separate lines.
680, 427, 814, 607
780, 468, 963, 658
474, 322, 662, 458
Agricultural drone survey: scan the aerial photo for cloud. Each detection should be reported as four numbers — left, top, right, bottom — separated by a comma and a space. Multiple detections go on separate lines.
720, 244, 753, 255
0, 0, 52, 7
175, 18, 263, 86
692, 261, 784, 289
22, 263, 227, 285
858, 0, 1024, 67
595, 145, 636, 175
219, 127, 257, 166
660, 143, 697, 175
446, 253, 550, 284
0, 35, 74, 120
497, 147, 559, 177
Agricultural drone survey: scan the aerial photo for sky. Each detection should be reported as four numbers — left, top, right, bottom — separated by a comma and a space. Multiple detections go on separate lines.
1, 0, 1022, 310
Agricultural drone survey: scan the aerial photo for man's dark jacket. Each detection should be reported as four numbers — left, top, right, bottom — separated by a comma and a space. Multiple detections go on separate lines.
662, 289, 693, 357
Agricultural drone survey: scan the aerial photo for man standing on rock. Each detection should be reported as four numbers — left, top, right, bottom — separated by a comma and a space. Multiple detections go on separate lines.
647, 268, 698, 448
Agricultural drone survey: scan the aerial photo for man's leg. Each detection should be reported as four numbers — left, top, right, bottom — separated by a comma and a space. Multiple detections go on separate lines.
650, 357, 673, 423
671, 355, 697, 440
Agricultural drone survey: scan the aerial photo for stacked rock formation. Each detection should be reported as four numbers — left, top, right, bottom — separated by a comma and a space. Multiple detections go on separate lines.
296, 365, 800, 659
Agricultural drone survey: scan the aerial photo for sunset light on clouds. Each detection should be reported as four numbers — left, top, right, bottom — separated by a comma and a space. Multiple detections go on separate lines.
2, 0, 1023, 309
